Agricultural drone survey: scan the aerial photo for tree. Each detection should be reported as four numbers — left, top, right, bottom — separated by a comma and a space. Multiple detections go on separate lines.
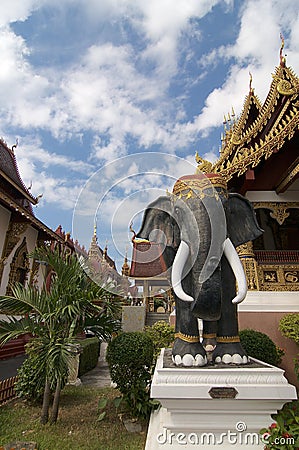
0, 246, 121, 424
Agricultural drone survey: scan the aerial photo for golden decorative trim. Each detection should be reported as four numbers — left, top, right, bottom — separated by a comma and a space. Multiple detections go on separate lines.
173, 177, 227, 193
216, 336, 240, 343
236, 241, 255, 258
175, 332, 200, 343
253, 202, 299, 225
277, 79, 299, 96
212, 63, 299, 181
202, 333, 217, 339
257, 264, 299, 291
195, 153, 213, 173
172, 177, 228, 201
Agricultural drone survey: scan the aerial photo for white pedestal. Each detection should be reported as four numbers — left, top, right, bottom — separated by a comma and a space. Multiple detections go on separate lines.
146, 348, 297, 450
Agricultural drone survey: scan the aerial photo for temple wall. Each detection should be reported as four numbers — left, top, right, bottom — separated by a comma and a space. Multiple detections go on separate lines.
239, 291, 299, 389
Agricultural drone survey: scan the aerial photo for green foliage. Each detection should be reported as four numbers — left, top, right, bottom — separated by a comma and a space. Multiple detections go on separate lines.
84, 314, 121, 342
279, 313, 299, 345
0, 246, 120, 424
15, 341, 68, 401
15, 348, 45, 401
260, 400, 299, 449
239, 329, 283, 366
0, 386, 147, 449
78, 337, 100, 377
106, 332, 159, 419
279, 313, 299, 383
144, 320, 175, 361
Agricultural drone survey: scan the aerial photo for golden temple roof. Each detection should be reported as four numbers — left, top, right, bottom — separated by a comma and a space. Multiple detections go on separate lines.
210, 53, 299, 184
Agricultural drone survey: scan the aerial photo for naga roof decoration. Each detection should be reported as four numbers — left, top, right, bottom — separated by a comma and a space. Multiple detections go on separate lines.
210, 51, 299, 182
0, 139, 37, 206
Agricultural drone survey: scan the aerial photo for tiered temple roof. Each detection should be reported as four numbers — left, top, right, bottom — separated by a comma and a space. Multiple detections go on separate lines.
211, 46, 299, 195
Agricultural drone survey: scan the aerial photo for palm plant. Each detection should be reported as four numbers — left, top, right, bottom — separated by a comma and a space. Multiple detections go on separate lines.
0, 246, 121, 424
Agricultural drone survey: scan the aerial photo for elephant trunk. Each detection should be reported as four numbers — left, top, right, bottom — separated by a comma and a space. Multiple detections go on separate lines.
171, 241, 194, 302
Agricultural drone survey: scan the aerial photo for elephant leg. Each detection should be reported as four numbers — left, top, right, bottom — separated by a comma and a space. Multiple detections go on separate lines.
172, 296, 207, 367
202, 320, 217, 352
212, 257, 248, 364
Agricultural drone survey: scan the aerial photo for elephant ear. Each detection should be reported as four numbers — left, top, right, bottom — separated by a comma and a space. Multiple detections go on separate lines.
136, 196, 179, 248
225, 193, 263, 247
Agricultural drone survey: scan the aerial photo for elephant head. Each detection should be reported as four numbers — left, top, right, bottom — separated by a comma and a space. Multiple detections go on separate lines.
136, 174, 262, 365
136, 173, 262, 322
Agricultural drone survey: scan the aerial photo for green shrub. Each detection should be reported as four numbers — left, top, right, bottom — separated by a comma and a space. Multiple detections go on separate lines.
279, 313, 299, 345
15, 350, 45, 401
78, 337, 100, 377
260, 400, 299, 449
15, 341, 67, 401
144, 320, 175, 361
239, 329, 283, 366
279, 313, 299, 383
106, 332, 158, 419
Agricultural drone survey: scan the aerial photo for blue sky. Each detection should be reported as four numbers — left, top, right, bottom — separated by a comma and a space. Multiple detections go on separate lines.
1, 0, 299, 270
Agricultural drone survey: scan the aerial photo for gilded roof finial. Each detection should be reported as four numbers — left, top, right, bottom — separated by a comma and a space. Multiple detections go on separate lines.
249, 72, 253, 94
280, 33, 286, 67
102, 240, 108, 261
195, 152, 213, 174
93, 220, 97, 237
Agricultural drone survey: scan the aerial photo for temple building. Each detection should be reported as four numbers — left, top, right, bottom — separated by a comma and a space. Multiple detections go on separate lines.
86, 224, 125, 291
128, 41, 299, 384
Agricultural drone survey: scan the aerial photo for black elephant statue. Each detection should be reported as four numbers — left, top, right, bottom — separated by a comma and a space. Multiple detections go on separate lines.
135, 172, 263, 367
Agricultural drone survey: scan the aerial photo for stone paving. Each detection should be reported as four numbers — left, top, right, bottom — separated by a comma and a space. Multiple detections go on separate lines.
80, 342, 112, 387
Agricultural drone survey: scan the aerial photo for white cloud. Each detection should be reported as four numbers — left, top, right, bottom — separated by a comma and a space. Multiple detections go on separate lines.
194, 0, 299, 134
0, 0, 41, 27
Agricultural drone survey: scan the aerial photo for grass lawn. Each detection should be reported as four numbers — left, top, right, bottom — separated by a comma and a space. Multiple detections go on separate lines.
0, 386, 147, 450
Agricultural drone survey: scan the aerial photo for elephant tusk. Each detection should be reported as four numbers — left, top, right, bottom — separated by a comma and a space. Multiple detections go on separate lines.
223, 238, 247, 304
171, 241, 194, 302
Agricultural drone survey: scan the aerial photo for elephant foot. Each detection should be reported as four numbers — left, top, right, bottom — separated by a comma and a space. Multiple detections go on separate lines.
172, 338, 207, 367
212, 342, 249, 365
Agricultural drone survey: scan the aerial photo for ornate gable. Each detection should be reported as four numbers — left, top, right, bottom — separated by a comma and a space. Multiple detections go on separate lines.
212, 55, 299, 190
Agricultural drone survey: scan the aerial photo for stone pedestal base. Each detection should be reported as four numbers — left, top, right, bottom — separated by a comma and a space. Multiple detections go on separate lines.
145, 349, 297, 450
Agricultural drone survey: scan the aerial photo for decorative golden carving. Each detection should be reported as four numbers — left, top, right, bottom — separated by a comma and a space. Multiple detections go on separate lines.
175, 332, 200, 343
211, 63, 299, 181
257, 264, 299, 291
6, 237, 29, 295
172, 176, 228, 201
0, 221, 29, 282
216, 336, 240, 343
277, 79, 298, 96
237, 241, 259, 290
236, 241, 255, 258
252, 202, 299, 225
195, 153, 213, 173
